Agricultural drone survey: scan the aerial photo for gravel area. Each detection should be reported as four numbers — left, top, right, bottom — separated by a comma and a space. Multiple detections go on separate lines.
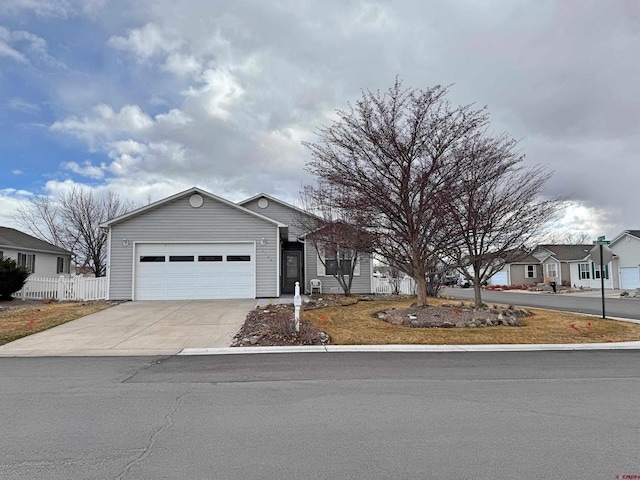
376, 303, 532, 328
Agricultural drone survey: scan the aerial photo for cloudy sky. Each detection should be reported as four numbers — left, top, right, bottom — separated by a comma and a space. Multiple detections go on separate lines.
1, 0, 638, 240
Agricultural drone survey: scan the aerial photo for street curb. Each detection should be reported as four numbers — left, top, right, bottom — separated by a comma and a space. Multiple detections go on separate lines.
179, 341, 640, 355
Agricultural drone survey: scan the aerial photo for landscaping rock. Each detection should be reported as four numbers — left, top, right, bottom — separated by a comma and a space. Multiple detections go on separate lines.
375, 303, 531, 329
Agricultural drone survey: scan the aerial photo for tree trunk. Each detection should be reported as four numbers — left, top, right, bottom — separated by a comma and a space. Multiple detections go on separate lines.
473, 277, 483, 307
414, 274, 429, 306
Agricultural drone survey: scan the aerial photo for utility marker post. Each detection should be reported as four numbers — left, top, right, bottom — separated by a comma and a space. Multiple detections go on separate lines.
293, 281, 301, 332
590, 237, 613, 320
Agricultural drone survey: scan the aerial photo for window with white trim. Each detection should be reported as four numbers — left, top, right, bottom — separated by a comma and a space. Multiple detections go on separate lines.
592, 263, 609, 279
317, 249, 360, 277
578, 263, 590, 279
525, 265, 537, 278
18, 253, 35, 273
545, 262, 558, 278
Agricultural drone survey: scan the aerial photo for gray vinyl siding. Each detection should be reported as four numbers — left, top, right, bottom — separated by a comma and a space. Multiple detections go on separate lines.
610, 235, 640, 289
242, 197, 311, 242
560, 263, 570, 286
108, 195, 278, 300
305, 244, 372, 294
509, 264, 542, 286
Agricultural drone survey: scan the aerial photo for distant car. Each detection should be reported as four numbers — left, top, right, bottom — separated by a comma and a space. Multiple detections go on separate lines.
443, 276, 458, 286
458, 278, 471, 288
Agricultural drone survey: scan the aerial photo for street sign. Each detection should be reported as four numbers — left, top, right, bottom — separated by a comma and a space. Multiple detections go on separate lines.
597, 235, 605, 241
590, 244, 614, 265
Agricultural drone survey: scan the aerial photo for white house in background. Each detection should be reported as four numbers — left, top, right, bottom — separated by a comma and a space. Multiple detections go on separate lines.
0, 226, 71, 276
609, 230, 640, 290
100, 187, 373, 301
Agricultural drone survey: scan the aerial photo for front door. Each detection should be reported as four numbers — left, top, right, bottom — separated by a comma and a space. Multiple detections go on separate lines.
282, 251, 302, 294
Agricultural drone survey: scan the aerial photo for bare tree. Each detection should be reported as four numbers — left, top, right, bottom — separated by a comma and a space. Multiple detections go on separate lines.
15, 187, 135, 277
304, 79, 489, 305
298, 184, 376, 295
540, 230, 591, 245
445, 133, 562, 307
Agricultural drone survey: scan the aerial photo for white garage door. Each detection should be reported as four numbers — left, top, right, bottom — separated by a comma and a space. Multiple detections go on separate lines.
489, 271, 509, 286
134, 243, 255, 300
620, 267, 640, 290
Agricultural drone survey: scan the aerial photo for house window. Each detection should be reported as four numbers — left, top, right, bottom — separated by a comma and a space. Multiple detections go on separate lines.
325, 259, 338, 275
525, 265, 537, 278
56, 257, 67, 274
18, 253, 36, 273
198, 255, 222, 262
227, 255, 251, 262
169, 255, 194, 262
578, 263, 590, 280
592, 263, 609, 280
546, 263, 558, 278
0, 251, 3, 259
140, 256, 165, 262
323, 254, 356, 276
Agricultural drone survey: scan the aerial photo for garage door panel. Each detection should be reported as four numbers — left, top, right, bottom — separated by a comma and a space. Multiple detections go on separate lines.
137, 276, 168, 287
620, 267, 640, 289
135, 242, 255, 300
490, 272, 508, 285
165, 265, 196, 274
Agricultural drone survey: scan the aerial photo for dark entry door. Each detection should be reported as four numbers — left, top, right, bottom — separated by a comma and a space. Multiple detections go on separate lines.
282, 251, 302, 294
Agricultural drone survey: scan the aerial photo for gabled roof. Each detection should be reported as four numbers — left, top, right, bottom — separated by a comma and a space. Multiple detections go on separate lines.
611, 230, 640, 245
100, 187, 286, 228
0, 227, 71, 256
237, 193, 315, 219
536, 244, 593, 261
507, 251, 540, 264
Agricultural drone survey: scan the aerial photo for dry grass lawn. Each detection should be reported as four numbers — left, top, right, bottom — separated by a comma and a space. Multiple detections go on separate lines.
303, 297, 640, 345
0, 301, 114, 346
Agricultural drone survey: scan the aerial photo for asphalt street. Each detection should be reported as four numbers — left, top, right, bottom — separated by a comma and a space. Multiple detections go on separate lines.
2, 352, 640, 479
442, 287, 640, 320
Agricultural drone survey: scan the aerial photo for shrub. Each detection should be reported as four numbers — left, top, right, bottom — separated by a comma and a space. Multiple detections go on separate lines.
0, 258, 30, 301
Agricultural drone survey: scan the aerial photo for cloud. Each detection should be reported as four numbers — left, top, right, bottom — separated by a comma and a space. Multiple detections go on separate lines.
12, 169, 24, 175
108, 23, 183, 60
2, 0, 638, 239
0, 26, 63, 67
0, 0, 105, 18
0, 27, 27, 63
51, 104, 154, 146
7, 97, 41, 114
61, 160, 105, 179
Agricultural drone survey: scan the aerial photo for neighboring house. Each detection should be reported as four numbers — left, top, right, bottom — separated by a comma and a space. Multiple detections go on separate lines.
100, 187, 373, 301
0, 226, 71, 277
488, 250, 544, 286
497, 240, 640, 290
531, 244, 603, 288
609, 230, 640, 290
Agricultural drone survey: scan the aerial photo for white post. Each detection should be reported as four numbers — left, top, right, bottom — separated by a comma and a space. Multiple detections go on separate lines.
293, 281, 301, 332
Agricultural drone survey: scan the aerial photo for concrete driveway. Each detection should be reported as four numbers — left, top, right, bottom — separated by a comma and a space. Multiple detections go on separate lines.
0, 299, 255, 357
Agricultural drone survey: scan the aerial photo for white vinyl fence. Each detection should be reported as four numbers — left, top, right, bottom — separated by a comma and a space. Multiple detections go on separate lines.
372, 277, 417, 295
15, 276, 108, 301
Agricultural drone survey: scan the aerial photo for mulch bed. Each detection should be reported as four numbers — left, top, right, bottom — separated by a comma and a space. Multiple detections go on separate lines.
375, 303, 532, 328
232, 304, 330, 347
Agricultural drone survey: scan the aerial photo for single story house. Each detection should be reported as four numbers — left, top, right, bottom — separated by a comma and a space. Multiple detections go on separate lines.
0, 226, 71, 276
488, 250, 544, 286
608, 230, 640, 290
530, 244, 609, 288
100, 187, 373, 301
493, 232, 640, 290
